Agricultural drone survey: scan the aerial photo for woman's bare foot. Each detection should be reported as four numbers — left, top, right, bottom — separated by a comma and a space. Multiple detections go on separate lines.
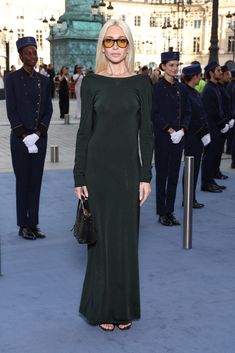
117, 322, 132, 331
99, 323, 115, 332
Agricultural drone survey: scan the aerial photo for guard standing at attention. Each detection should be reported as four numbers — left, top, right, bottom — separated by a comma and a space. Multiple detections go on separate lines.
181, 64, 210, 209
152, 51, 191, 226
5, 37, 53, 240
226, 69, 235, 168
216, 65, 233, 179
201, 61, 228, 193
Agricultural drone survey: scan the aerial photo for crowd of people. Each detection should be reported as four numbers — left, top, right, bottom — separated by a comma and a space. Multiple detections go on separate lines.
138, 57, 235, 226
37, 63, 94, 119
3, 18, 235, 333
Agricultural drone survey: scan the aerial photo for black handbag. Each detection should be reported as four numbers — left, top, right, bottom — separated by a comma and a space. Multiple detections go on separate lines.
72, 198, 97, 245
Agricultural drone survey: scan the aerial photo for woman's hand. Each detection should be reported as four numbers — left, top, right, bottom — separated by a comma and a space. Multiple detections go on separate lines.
74, 186, 89, 199
139, 182, 151, 206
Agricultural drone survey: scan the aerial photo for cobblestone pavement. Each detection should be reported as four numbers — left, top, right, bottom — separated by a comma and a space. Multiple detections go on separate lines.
0, 98, 234, 174
0, 98, 79, 172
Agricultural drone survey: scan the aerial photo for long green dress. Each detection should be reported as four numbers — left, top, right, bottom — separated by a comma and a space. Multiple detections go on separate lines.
73, 73, 153, 325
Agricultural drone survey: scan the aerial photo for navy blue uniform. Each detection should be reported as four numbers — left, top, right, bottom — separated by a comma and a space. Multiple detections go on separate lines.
227, 80, 235, 162
216, 83, 231, 172
5, 68, 53, 227
201, 81, 227, 188
182, 84, 209, 201
152, 78, 191, 216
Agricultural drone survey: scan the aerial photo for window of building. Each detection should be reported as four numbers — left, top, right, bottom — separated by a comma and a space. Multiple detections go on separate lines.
121, 15, 126, 22
17, 29, 24, 39
134, 16, 141, 27
193, 37, 200, 53
194, 20, 201, 29
36, 30, 43, 49
150, 16, 157, 27
134, 40, 141, 54
228, 36, 235, 52
178, 18, 184, 29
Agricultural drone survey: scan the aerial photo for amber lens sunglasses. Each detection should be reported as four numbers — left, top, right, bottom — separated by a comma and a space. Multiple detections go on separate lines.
103, 38, 129, 49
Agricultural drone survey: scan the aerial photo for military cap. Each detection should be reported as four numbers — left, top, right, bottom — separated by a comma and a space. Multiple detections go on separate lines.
204, 61, 219, 73
182, 64, 202, 76
231, 69, 235, 78
161, 51, 180, 63
16, 36, 37, 52
221, 65, 229, 73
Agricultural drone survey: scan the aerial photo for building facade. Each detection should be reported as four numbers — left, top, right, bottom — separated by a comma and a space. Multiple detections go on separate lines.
112, 0, 235, 68
0, 0, 235, 71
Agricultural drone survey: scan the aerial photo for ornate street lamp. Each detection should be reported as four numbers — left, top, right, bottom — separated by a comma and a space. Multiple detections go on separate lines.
226, 11, 235, 62
162, 19, 177, 51
0, 27, 13, 72
91, 1, 114, 25
208, 0, 219, 63
42, 15, 63, 67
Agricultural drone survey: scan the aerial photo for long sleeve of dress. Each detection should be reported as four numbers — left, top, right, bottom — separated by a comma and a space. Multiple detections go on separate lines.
73, 77, 94, 187
139, 77, 154, 182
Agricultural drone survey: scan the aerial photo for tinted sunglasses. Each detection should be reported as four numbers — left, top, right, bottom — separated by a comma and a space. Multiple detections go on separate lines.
103, 38, 129, 49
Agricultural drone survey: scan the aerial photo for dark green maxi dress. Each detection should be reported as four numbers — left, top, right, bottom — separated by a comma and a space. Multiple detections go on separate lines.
73, 73, 153, 325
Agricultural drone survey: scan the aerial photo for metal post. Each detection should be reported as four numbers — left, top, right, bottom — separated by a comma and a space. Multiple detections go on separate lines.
183, 156, 194, 250
64, 114, 70, 125
5, 41, 10, 72
50, 145, 59, 163
0, 233, 2, 276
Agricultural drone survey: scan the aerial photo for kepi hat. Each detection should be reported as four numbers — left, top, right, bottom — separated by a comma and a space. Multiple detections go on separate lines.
204, 61, 219, 74
16, 36, 37, 52
182, 64, 202, 76
161, 51, 180, 63
221, 65, 229, 73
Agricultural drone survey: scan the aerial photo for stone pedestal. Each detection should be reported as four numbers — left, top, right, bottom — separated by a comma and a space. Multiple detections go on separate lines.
48, 0, 103, 73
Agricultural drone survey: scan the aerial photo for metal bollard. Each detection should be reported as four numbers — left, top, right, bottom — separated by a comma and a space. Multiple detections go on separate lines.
0, 234, 2, 276
183, 156, 194, 250
50, 145, 59, 163
64, 114, 70, 125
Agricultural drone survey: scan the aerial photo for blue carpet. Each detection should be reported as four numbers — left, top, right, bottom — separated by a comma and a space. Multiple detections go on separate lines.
0, 168, 235, 353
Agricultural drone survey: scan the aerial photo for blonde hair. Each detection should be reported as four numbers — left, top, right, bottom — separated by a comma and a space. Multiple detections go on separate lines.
95, 19, 135, 74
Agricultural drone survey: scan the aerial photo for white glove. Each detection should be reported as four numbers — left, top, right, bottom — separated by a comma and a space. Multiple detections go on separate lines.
228, 119, 235, 129
201, 133, 211, 146
27, 144, 38, 154
220, 123, 229, 134
171, 129, 184, 144
23, 133, 39, 147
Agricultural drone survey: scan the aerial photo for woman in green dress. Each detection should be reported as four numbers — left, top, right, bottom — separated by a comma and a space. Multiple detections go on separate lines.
73, 19, 153, 332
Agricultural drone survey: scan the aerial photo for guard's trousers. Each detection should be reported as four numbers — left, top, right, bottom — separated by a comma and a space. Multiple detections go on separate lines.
183, 135, 203, 201
154, 133, 184, 216
201, 130, 222, 187
10, 132, 47, 227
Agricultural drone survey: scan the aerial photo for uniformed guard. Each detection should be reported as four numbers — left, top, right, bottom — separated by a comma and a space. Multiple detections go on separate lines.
227, 69, 235, 168
152, 51, 191, 226
216, 65, 233, 179
5, 36, 53, 240
201, 61, 228, 193
181, 64, 210, 208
